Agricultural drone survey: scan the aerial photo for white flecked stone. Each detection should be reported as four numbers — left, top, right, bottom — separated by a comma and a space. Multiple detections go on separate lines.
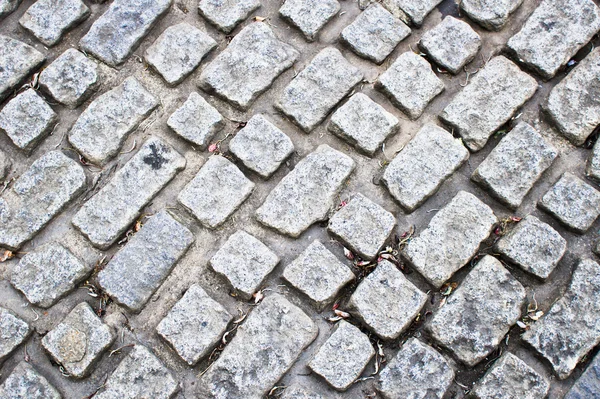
279, 0, 340, 41
167, 92, 224, 150
198, 0, 260, 33
0, 35, 45, 101
460, 0, 523, 31
0, 362, 61, 399
0, 307, 30, 363
383, 0, 442, 26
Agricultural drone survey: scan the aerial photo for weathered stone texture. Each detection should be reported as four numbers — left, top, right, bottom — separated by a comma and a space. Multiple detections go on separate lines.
0, 35, 45, 102
281, 385, 324, 399
0, 362, 61, 399
460, 0, 523, 31
19, 0, 89, 47
589, 140, 600, 181
0, 307, 30, 363
198, 0, 260, 33
167, 92, 224, 150
565, 351, 600, 399
0, 0, 21, 19
385, 0, 442, 26
279, 0, 340, 41
0, 150, 11, 181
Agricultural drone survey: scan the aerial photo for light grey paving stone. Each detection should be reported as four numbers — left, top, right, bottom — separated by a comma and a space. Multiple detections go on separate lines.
309, 320, 374, 391
198, 0, 260, 33
341, 3, 410, 64
588, 140, 600, 181
0, 151, 86, 250
0, 150, 11, 181
79, 0, 171, 67
565, 351, 600, 399
419, 16, 481, 74
229, 114, 295, 178
199, 22, 298, 110
256, 144, 355, 237
328, 93, 399, 156
279, 0, 340, 41
157, 284, 232, 366
440, 56, 537, 152
0, 307, 30, 363
427, 255, 526, 366
39, 49, 99, 109
460, 0, 523, 31
507, 0, 600, 79
276, 47, 363, 132
471, 122, 557, 209
72, 137, 185, 250
0, 35, 45, 102
328, 193, 396, 260
98, 210, 194, 312
0, 88, 57, 152
145, 22, 216, 85
178, 155, 254, 229
538, 172, 600, 234
402, 191, 497, 288
524, 258, 600, 379
382, 123, 469, 212
281, 385, 324, 399
209, 230, 279, 300
19, 0, 89, 47
68, 77, 158, 165
0, 0, 21, 19
471, 352, 550, 399
198, 294, 317, 399
94, 345, 178, 399
42, 302, 115, 378
348, 260, 427, 340
0, 362, 61, 399
384, 0, 442, 26
377, 338, 454, 399
282, 240, 355, 311
11, 243, 92, 308
376, 52, 444, 120
167, 92, 224, 150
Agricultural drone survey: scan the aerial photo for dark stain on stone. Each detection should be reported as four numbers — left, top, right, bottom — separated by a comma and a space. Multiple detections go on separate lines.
143, 143, 168, 170
438, 0, 460, 18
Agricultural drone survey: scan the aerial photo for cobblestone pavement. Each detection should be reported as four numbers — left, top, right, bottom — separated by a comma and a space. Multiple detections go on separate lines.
1, 0, 600, 398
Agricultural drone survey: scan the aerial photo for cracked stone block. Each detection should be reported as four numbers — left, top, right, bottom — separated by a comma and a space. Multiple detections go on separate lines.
588, 140, 600, 181
0, 307, 30, 363
199, 22, 298, 110
0, 88, 57, 152
167, 92, 224, 150
471, 352, 549, 399
440, 56, 537, 152
19, 0, 89, 47
341, 4, 410, 64
382, 123, 469, 212
157, 284, 232, 366
538, 172, 600, 234
209, 230, 279, 300
145, 22, 216, 85
0, 35, 45, 102
565, 351, 600, 399
0, 362, 60, 399
377, 338, 454, 399
198, 0, 260, 33
229, 114, 295, 178
384, 0, 442, 26
348, 260, 427, 340
256, 144, 355, 237
402, 191, 497, 288
79, 0, 171, 67
0, 150, 11, 181
276, 47, 363, 132
73, 137, 185, 249
507, 0, 600, 79
98, 210, 194, 312
11, 243, 92, 308
0, 0, 21, 19
42, 302, 115, 378
376, 52, 444, 120
94, 345, 178, 399
419, 16, 481, 74
282, 240, 355, 311
279, 0, 340, 41
471, 122, 557, 209
281, 385, 324, 399
460, 0, 523, 31
0, 151, 86, 250
328, 193, 396, 260
309, 320, 374, 391
524, 258, 600, 379
328, 93, 399, 156
178, 156, 254, 229
199, 294, 317, 399
39, 49, 99, 109
68, 77, 158, 166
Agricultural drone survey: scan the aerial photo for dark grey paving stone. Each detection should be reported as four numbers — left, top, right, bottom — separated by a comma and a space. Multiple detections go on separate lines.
279, 0, 340, 41
0, 35, 45, 102
167, 92, 224, 150
0, 362, 61, 399
565, 351, 600, 399
198, 0, 260, 33
19, 0, 89, 47
0, 307, 30, 363
460, 0, 523, 31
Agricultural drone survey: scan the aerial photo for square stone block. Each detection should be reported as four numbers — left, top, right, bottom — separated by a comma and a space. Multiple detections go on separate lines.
167, 92, 224, 150
279, 0, 340, 41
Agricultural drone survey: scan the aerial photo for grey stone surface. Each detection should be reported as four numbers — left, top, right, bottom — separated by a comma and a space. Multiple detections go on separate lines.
145, 22, 216, 85
565, 351, 600, 399
157, 283, 232, 365
281, 385, 324, 399
0, 150, 11, 181
0, 151, 86, 250
256, 144, 355, 237
471, 122, 557, 209
167, 92, 224, 150
79, 0, 172, 67
427, 256, 526, 366
384, 0, 442, 26
440, 56, 537, 152
348, 260, 427, 340
376, 52, 444, 120
588, 140, 600, 181
276, 47, 363, 132
0, 0, 21, 19
178, 155, 254, 229
209, 230, 279, 300
68, 77, 158, 165
0, 362, 61, 399
72, 137, 185, 249
229, 114, 295, 178
98, 210, 194, 312
402, 191, 497, 288
19, 0, 89, 47
198, 0, 260, 33
507, 0, 600, 79
460, 0, 523, 31
0, 307, 30, 363
42, 302, 115, 378
382, 123, 469, 212
279, 0, 340, 41
199, 22, 298, 110
198, 294, 317, 399
0, 35, 45, 102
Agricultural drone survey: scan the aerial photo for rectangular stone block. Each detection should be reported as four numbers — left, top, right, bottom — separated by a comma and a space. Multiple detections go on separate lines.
279, 0, 340, 41
198, 0, 260, 33
0, 307, 30, 363
167, 92, 224, 150
589, 140, 600, 181
0, 0, 21, 19
460, 0, 523, 31
565, 351, 600, 399
0, 35, 45, 101
384, 0, 442, 26
0, 362, 60, 399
